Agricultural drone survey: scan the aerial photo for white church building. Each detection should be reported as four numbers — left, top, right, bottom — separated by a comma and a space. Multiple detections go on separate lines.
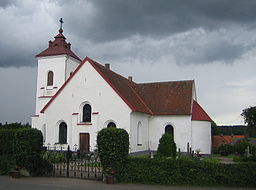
32, 25, 212, 154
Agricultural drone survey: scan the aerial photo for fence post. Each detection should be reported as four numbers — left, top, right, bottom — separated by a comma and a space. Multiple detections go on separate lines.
67, 145, 70, 177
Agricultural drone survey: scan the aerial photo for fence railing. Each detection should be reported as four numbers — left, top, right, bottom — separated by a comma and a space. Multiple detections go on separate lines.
43, 145, 103, 180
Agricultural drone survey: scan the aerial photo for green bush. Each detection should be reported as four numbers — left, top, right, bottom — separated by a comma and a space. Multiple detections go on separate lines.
234, 140, 250, 155
117, 157, 256, 187
13, 128, 43, 173
157, 133, 176, 158
0, 127, 50, 175
0, 129, 15, 155
218, 144, 234, 156
0, 122, 30, 129
238, 155, 256, 162
97, 128, 129, 170
0, 155, 15, 175
31, 156, 53, 176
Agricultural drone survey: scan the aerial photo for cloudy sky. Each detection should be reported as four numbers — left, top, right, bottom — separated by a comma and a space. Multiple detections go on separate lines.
0, 0, 256, 125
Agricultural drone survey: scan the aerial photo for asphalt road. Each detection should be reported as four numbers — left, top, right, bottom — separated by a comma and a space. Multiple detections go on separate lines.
0, 176, 253, 190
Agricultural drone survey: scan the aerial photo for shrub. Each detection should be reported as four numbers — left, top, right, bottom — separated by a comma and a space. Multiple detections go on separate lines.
117, 157, 256, 187
0, 129, 15, 155
31, 156, 53, 176
97, 128, 129, 171
0, 155, 15, 175
13, 128, 43, 173
218, 144, 234, 156
157, 133, 176, 158
234, 140, 250, 155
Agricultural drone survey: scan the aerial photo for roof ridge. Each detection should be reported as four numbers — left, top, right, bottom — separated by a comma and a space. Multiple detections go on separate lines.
90, 59, 137, 84
138, 80, 194, 85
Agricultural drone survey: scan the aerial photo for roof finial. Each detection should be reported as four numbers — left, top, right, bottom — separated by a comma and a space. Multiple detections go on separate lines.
59, 18, 64, 33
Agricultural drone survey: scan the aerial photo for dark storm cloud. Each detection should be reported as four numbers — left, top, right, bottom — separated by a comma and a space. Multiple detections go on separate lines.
174, 39, 247, 65
61, 0, 256, 42
0, 47, 35, 67
0, 0, 15, 8
1, 0, 256, 67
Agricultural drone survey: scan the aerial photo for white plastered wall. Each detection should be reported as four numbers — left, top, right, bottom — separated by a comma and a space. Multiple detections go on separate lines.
130, 112, 150, 152
35, 55, 80, 114
191, 120, 211, 154
148, 115, 192, 152
40, 60, 132, 151
65, 56, 80, 80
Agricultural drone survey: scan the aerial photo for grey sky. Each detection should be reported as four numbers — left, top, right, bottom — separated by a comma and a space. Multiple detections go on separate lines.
0, 0, 255, 124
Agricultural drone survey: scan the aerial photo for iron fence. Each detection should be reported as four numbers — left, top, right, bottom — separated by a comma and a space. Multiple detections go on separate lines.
43, 145, 103, 180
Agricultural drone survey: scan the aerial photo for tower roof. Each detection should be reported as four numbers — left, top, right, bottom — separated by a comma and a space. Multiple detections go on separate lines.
36, 19, 81, 61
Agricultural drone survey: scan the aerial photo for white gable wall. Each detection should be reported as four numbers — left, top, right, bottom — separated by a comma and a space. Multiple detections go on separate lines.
191, 120, 211, 154
149, 115, 192, 152
41, 60, 132, 151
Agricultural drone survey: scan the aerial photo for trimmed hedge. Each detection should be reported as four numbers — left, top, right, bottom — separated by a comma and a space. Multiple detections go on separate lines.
13, 128, 43, 172
0, 129, 15, 155
116, 157, 256, 187
0, 127, 52, 175
0, 155, 15, 175
97, 128, 129, 170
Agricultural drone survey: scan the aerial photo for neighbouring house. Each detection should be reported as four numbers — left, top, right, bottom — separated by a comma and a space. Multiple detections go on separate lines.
212, 135, 245, 148
31, 24, 212, 154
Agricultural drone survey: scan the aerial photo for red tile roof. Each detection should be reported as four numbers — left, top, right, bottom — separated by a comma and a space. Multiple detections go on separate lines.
36, 33, 81, 61
41, 57, 210, 119
192, 101, 212, 121
134, 81, 193, 115
212, 135, 245, 147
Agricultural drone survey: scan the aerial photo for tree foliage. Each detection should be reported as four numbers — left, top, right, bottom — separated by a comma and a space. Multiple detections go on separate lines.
211, 121, 220, 136
242, 106, 256, 137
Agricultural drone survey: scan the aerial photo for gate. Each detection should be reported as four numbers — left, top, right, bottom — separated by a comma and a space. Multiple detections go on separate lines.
43, 146, 103, 180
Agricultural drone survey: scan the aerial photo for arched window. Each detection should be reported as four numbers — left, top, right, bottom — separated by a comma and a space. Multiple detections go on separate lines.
59, 122, 67, 144
107, 122, 116, 128
82, 104, 91, 122
137, 122, 142, 145
47, 71, 54, 86
165, 124, 174, 137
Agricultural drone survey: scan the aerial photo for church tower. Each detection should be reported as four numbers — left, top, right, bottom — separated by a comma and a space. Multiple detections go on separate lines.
35, 18, 81, 114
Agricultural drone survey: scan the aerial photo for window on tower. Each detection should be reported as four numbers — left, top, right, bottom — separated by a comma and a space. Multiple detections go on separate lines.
47, 71, 54, 86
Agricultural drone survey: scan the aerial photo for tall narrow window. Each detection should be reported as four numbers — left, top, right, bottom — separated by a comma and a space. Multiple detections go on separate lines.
59, 122, 67, 144
47, 71, 54, 86
137, 122, 142, 145
83, 104, 91, 122
165, 124, 174, 137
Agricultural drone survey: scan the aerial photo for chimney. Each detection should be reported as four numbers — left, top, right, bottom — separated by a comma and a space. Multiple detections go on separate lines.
105, 63, 110, 69
67, 43, 71, 49
128, 76, 133, 81
48, 40, 53, 47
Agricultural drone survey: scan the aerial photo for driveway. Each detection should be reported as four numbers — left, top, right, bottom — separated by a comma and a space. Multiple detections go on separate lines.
0, 176, 253, 190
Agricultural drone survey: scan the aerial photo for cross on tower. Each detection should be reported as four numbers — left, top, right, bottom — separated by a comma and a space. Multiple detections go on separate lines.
59, 18, 64, 33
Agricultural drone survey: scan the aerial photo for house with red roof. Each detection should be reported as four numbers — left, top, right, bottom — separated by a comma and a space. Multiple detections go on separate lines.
32, 24, 212, 154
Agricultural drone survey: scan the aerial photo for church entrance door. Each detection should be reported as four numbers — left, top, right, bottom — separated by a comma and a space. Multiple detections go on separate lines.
79, 133, 90, 153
